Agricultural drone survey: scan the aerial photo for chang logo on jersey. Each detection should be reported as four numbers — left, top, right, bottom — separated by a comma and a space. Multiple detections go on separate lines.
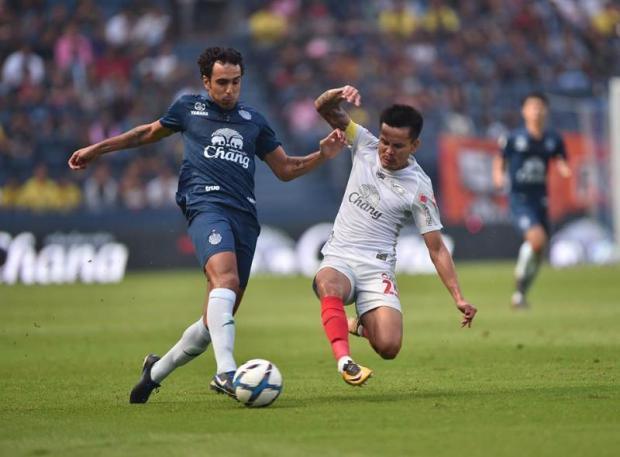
348, 184, 383, 220
516, 157, 545, 184
204, 128, 250, 169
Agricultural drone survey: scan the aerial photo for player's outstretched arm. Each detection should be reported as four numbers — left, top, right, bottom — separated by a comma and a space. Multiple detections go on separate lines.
556, 158, 572, 178
264, 129, 347, 181
314, 85, 361, 130
68, 121, 175, 170
423, 230, 477, 328
492, 155, 506, 190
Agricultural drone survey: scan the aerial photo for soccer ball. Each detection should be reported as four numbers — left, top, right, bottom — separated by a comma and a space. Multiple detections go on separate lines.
233, 359, 283, 407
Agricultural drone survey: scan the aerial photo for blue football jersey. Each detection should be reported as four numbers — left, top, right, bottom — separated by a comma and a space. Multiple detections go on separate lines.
501, 127, 566, 198
159, 94, 281, 220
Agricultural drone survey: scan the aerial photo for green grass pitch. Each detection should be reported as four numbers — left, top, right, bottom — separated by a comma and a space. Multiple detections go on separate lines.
1, 262, 619, 456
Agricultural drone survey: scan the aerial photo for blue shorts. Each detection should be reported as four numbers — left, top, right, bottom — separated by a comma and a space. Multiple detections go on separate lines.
187, 205, 260, 289
509, 193, 549, 234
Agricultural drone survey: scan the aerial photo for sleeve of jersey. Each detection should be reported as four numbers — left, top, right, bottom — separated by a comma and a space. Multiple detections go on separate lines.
411, 187, 443, 235
255, 117, 282, 160
554, 134, 567, 159
345, 121, 378, 158
159, 96, 187, 132
499, 134, 511, 159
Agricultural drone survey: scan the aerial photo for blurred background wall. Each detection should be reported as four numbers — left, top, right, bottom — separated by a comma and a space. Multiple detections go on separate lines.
0, 0, 618, 281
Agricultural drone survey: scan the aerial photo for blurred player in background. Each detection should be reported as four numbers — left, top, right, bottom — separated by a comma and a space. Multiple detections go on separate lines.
68, 47, 347, 403
313, 86, 477, 385
493, 92, 572, 309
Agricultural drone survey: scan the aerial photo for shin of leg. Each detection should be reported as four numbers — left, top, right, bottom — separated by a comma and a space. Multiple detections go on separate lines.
315, 269, 352, 361
362, 307, 402, 360
171, 319, 211, 365
526, 226, 547, 254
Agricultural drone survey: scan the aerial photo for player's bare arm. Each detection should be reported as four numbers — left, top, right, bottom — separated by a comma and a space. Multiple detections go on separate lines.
68, 121, 174, 170
314, 85, 361, 130
492, 155, 506, 189
264, 129, 347, 181
423, 230, 477, 327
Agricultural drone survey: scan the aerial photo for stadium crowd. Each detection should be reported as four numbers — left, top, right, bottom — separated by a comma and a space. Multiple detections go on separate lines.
1, 0, 619, 213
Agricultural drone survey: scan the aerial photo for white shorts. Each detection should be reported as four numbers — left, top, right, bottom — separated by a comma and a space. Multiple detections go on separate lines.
316, 254, 402, 317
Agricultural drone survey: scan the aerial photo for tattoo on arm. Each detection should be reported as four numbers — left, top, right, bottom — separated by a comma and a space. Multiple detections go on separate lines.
315, 91, 351, 130
99, 123, 166, 153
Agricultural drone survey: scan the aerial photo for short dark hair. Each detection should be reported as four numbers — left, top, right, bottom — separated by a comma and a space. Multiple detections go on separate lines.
521, 91, 549, 106
197, 47, 244, 78
379, 104, 424, 140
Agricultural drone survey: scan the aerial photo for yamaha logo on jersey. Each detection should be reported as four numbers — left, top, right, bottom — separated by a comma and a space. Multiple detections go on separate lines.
515, 135, 528, 152
204, 128, 250, 169
191, 102, 208, 116
348, 184, 383, 220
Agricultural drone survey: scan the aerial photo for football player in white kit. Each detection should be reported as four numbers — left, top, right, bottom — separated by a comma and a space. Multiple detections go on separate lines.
313, 85, 477, 386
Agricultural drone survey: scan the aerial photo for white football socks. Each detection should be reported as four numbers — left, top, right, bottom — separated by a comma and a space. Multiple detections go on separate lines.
515, 241, 542, 294
207, 288, 237, 375
337, 356, 353, 373
150, 318, 211, 384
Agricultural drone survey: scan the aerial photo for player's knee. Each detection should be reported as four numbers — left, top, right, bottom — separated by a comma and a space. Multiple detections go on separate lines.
209, 272, 240, 291
374, 338, 401, 360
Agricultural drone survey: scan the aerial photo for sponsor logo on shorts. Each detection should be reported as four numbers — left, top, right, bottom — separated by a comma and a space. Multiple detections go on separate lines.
205, 185, 220, 192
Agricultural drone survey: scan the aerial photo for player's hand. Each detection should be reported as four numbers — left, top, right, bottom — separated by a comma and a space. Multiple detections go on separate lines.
456, 301, 477, 328
334, 85, 361, 106
68, 146, 100, 170
319, 129, 347, 159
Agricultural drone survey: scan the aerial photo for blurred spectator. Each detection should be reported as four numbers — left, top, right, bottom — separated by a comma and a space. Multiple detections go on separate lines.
83, 163, 118, 212
54, 174, 82, 212
132, 5, 170, 47
54, 22, 93, 72
119, 162, 146, 210
248, 2, 289, 46
0, 176, 21, 209
105, 9, 134, 47
1, 43, 45, 89
146, 163, 177, 208
137, 42, 179, 83
591, 1, 620, 36
15, 163, 60, 212
422, 0, 460, 34
378, 0, 418, 38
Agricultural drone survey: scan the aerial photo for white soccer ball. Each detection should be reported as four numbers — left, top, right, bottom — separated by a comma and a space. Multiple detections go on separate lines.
233, 359, 283, 407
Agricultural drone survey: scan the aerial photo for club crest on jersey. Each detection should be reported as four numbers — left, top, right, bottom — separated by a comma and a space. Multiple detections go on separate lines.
238, 109, 252, 120
348, 184, 383, 220
208, 230, 222, 245
204, 128, 250, 169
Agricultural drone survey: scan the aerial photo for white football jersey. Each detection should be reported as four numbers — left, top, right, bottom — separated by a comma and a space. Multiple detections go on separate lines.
322, 122, 443, 264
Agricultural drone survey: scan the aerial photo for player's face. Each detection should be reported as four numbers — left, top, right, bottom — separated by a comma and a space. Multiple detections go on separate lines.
378, 123, 419, 170
521, 97, 548, 127
203, 61, 242, 110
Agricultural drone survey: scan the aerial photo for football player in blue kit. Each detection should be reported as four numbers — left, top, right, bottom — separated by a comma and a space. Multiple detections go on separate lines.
68, 47, 348, 403
492, 92, 571, 309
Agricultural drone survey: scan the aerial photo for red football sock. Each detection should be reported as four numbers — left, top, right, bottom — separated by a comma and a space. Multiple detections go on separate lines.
320, 296, 350, 360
